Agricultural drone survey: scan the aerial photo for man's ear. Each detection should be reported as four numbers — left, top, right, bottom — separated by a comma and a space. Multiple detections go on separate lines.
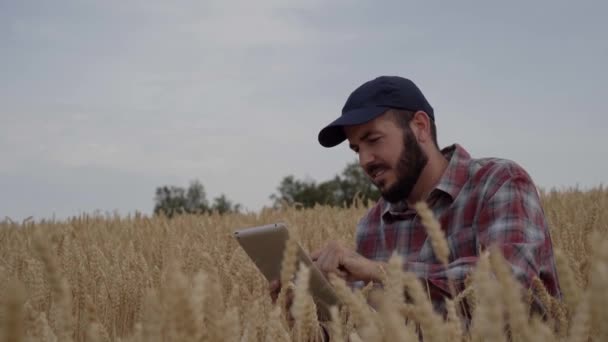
410, 111, 431, 143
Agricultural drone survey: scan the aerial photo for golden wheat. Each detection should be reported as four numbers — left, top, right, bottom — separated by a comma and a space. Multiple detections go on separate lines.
0, 186, 606, 341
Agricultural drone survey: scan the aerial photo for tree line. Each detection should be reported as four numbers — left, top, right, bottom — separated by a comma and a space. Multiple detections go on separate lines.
153, 161, 380, 217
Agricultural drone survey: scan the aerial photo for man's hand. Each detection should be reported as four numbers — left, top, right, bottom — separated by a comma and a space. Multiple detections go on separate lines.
311, 241, 386, 283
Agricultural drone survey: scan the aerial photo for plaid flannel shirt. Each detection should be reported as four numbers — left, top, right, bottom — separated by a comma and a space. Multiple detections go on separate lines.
355, 143, 561, 313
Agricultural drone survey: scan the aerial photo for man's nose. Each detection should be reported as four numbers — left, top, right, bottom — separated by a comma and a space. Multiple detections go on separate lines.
359, 148, 375, 169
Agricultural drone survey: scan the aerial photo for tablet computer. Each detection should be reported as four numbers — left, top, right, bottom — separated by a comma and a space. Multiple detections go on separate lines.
233, 222, 340, 319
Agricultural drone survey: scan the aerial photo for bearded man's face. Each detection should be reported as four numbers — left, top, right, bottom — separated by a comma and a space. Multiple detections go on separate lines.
344, 112, 429, 203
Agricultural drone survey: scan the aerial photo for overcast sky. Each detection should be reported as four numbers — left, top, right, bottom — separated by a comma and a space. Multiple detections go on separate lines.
1, 0, 607, 221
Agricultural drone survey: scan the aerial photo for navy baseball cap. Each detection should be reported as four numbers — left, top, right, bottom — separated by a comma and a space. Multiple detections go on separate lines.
318, 76, 434, 147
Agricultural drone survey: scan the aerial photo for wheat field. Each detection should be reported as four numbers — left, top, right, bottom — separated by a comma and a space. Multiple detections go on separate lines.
0, 186, 607, 341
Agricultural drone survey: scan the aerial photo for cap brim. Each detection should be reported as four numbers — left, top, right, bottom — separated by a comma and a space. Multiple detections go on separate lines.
318, 106, 390, 147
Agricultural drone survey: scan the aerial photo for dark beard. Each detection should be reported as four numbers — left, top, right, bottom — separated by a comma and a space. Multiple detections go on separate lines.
379, 129, 428, 204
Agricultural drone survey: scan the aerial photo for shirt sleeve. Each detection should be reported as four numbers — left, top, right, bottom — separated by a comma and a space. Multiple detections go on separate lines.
475, 169, 559, 296
403, 167, 560, 306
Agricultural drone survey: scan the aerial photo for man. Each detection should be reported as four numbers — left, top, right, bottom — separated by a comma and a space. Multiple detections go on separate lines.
315, 74, 561, 308
270, 76, 561, 323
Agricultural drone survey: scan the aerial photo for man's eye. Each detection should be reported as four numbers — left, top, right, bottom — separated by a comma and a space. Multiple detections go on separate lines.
368, 137, 380, 143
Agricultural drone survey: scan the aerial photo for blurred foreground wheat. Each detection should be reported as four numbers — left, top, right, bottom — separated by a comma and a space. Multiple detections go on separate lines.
0, 186, 606, 341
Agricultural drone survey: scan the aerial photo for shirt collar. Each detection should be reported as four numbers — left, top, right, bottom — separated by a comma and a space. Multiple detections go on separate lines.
434, 143, 471, 200
381, 143, 472, 218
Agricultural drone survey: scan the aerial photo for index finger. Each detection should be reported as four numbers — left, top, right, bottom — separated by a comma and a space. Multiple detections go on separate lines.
310, 248, 323, 260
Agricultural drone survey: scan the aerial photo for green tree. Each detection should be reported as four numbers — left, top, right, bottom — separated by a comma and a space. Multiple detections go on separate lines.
334, 162, 380, 206
154, 180, 240, 217
154, 185, 189, 217
211, 194, 241, 214
185, 180, 210, 213
270, 161, 380, 208
269, 175, 328, 208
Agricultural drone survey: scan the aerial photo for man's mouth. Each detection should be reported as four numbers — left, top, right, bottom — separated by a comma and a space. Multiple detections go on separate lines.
371, 168, 387, 182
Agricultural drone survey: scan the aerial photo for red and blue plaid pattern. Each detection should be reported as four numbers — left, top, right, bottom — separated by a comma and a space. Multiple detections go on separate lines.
355, 144, 561, 311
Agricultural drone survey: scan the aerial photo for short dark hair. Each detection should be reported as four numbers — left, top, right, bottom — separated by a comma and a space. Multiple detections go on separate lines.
388, 109, 439, 148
